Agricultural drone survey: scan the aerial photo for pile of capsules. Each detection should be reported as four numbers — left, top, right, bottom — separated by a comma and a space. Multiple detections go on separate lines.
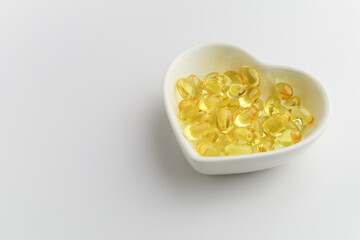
176, 66, 314, 157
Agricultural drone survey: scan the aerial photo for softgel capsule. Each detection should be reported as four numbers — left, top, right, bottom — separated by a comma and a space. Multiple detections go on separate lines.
175, 67, 314, 157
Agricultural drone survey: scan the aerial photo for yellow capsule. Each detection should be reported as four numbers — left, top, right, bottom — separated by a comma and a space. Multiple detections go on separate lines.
253, 98, 264, 111
215, 134, 231, 151
183, 122, 210, 140
224, 70, 241, 83
277, 128, 302, 146
257, 135, 276, 152
292, 118, 305, 131
290, 106, 313, 125
268, 103, 291, 121
283, 96, 301, 109
216, 74, 232, 87
227, 127, 254, 144
202, 72, 222, 94
239, 87, 261, 107
239, 66, 261, 87
216, 107, 233, 132
192, 111, 211, 123
176, 75, 201, 99
178, 100, 199, 121
273, 82, 293, 100
224, 99, 240, 113
234, 106, 259, 127
264, 96, 281, 115
224, 82, 246, 99
286, 120, 300, 131
198, 94, 223, 113
198, 142, 222, 157
203, 72, 219, 83
262, 115, 286, 135
225, 144, 253, 156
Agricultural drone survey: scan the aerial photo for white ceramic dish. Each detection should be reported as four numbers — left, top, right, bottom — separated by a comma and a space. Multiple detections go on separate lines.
164, 43, 330, 175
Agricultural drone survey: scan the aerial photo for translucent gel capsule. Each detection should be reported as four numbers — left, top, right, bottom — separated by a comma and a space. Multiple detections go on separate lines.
239, 66, 261, 87
215, 134, 231, 151
239, 87, 261, 107
203, 80, 222, 94
176, 75, 201, 99
224, 71, 241, 83
215, 74, 232, 88
290, 106, 313, 125
257, 135, 275, 152
202, 72, 219, 83
179, 100, 199, 121
292, 118, 305, 131
264, 96, 281, 115
262, 115, 286, 135
273, 82, 293, 100
193, 111, 211, 123
234, 106, 259, 127
198, 94, 223, 113
183, 122, 210, 140
227, 127, 254, 144
198, 142, 222, 157
253, 98, 264, 111
277, 128, 302, 146
224, 82, 246, 99
225, 144, 253, 156
283, 96, 301, 109
216, 107, 233, 132
226, 99, 240, 114
268, 103, 291, 121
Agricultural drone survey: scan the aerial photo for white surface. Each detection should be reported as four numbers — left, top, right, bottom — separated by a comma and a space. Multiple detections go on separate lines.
0, 0, 359, 239
164, 43, 330, 174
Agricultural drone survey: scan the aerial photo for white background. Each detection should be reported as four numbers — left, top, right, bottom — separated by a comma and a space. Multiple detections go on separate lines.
0, 0, 359, 239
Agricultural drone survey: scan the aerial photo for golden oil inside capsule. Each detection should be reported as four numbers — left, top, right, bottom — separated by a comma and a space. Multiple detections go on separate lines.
262, 115, 286, 135
273, 82, 293, 100
227, 127, 253, 144
283, 96, 301, 109
224, 83, 246, 99
290, 106, 313, 125
292, 118, 305, 131
203, 72, 219, 83
239, 87, 261, 107
198, 94, 223, 113
216, 107, 233, 132
198, 142, 222, 157
239, 66, 261, 87
225, 144, 253, 156
176, 75, 201, 99
257, 135, 275, 152
234, 106, 259, 127
277, 128, 302, 146
215, 134, 231, 151
224, 99, 240, 113
179, 100, 199, 121
216, 74, 232, 87
264, 96, 281, 115
224, 71, 241, 83
253, 98, 264, 111
268, 103, 291, 122
183, 122, 210, 140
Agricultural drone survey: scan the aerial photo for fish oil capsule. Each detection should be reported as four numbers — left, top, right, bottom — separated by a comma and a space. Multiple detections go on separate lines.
224, 82, 246, 99
179, 100, 199, 121
224, 70, 241, 83
202, 72, 222, 94
283, 96, 301, 109
225, 99, 240, 113
268, 103, 291, 121
290, 106, 313, 125
198, 94, 223, 113
234, 106, 259, 127
292, 118, 305, 131
257, 135, 275, 152
216, 74, 232, 87
277, 128, 302, 146
193, 111, 211, 123
227, 127, 254, 144
198, 142, 222, 156
239, 66, 261, 87
253, 98, 264, 111
262, 115, 286, 135
225, 143, 253, 156
286, 120, 300, 131
239, 87, 261, 107
264, 96, 281, 115
215, 134, 231, 151
273, 82, 293, 100
176, 75, 201, 99
216, 107, 233, 132
183, 122, 210, 140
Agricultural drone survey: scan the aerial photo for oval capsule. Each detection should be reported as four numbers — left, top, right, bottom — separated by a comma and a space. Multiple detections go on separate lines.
239, 66, 261, 87
176, 75, 201, 99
